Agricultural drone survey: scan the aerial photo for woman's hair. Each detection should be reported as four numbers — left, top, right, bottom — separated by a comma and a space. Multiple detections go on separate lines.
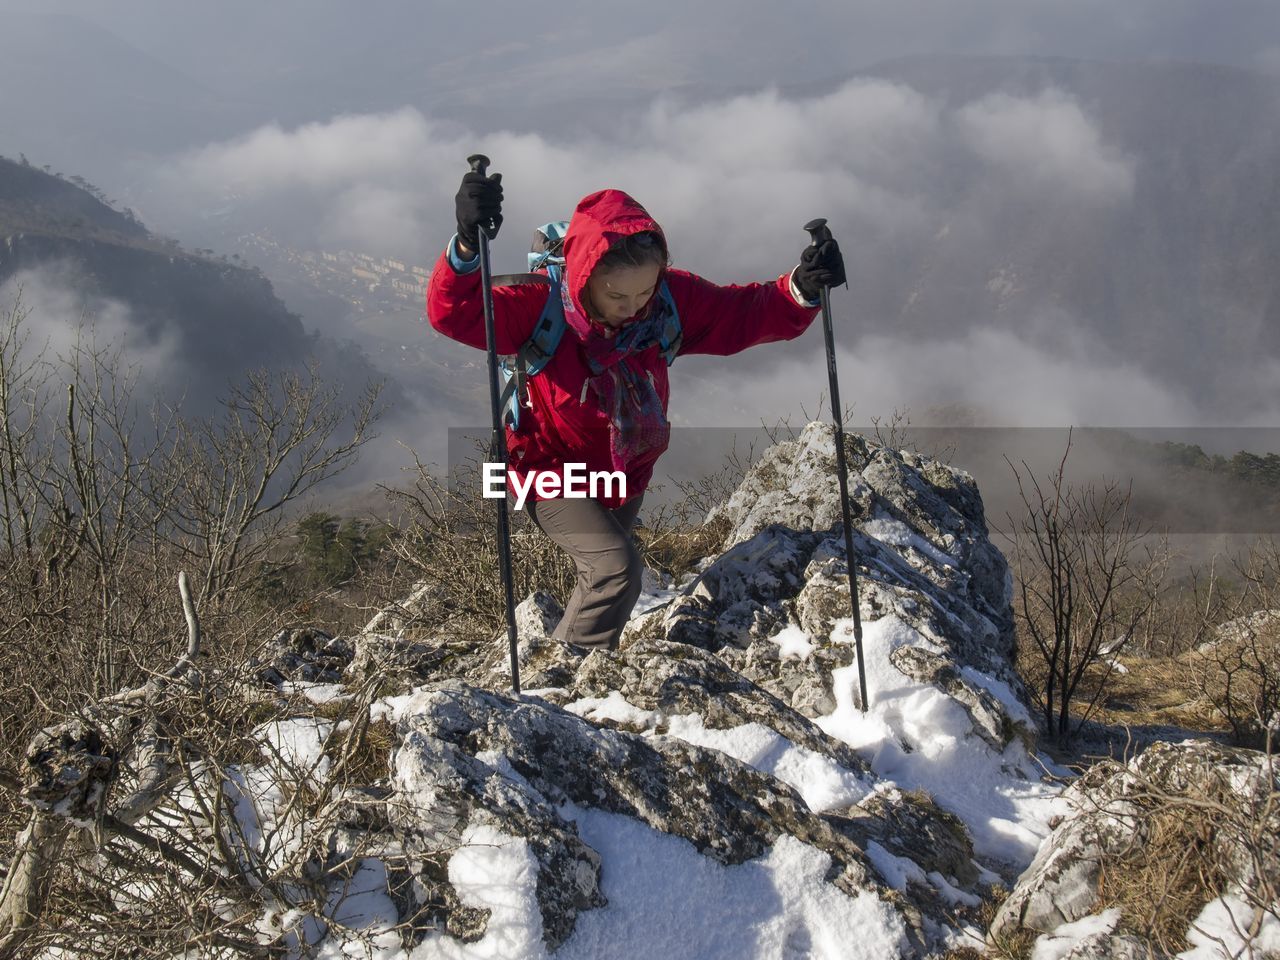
596, 230, 669, 272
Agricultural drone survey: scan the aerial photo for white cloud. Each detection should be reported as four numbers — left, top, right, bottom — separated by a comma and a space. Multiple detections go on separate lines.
156, 79, 945, 277
672, 306, 1208, 430
175, 107, 437, 191
158, 79, 1134, 280
955, 88, 1137, 203
144, 76, 1271, 458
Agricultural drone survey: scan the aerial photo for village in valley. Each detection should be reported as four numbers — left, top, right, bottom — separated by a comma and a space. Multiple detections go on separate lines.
236, 229, 432, 314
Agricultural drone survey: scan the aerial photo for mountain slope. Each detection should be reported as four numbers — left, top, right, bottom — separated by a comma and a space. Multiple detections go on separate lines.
0, 156, 394, 424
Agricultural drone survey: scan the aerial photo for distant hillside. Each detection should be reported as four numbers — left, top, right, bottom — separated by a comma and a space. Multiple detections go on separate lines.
0, 154, 150, 242
0, 156, 395, 424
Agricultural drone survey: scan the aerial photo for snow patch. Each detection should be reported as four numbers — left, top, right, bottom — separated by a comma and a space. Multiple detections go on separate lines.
817, 616, 1064, 868
564, 691, 662, 730
1177, 895, 1280, 959
770, 624, 816, 660
863, 516, 958, 568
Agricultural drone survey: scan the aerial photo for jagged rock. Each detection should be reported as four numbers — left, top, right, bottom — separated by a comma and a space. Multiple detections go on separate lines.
836, 788, 978, 888
22, 719, 114, 820
566, 637, 872, 777
665, 524, 827, 651
661, 422, 1029, 727
735, 630, 856, 719
468, 590, 596, 693
388, 680, 926, 954
991, 740, 1280, 946
705, 424, 875, 551
298, 421, 1059, 955
823, 787, 983, 925
1208, 608, 1280, 647
255, 627, 355, 687
348, 633, 452, 687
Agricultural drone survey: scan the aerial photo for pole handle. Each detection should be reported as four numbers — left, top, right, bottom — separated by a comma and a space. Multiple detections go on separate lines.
804, 217, 833, 246
466, 154, 499, 240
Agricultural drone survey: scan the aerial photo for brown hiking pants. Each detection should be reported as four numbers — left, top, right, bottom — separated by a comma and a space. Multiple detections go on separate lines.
524, 494, 645, 650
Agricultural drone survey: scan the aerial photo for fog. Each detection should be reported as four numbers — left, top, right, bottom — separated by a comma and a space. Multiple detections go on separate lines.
1, 0, 1278, 524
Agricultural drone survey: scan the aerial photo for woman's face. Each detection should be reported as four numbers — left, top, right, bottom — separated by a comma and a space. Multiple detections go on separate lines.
584, 262, 662, 329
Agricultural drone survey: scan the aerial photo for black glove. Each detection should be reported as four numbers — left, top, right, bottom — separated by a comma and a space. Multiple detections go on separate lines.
794, 237, 846, 303
455, 169, 503, 251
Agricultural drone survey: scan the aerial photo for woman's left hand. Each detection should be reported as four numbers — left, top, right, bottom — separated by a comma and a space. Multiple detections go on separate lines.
795, 237, 846, 302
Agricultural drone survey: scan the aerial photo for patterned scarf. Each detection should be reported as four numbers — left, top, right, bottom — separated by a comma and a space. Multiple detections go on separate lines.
560, 275, 672, 473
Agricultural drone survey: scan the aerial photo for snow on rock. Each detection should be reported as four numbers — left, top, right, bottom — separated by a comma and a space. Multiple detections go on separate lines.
388, 681, 925, 955
222, 421, 1075, 956
642, 422, 1055, 870
1029, 908, 1124, 960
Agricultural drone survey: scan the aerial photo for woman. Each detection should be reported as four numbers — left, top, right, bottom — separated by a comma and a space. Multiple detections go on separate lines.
427, 167, 845, 653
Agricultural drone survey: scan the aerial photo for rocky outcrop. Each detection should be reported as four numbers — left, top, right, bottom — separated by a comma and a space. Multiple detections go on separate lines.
254, 627, 355, 688
332, 422, 1058, 954
655, 422, 1026, 729
991, 739, 1280, 956
386, 680, 920, 953
93, 420, 1060, 957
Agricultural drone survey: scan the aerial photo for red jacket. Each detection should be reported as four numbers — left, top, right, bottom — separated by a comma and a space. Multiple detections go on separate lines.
426, 189, 821, 509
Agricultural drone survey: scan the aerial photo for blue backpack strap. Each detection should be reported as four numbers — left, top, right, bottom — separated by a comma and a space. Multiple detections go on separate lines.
499, 277, 568, 431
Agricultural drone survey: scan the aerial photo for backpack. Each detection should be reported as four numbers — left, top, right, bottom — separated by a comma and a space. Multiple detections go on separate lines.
494, 221, 683, 432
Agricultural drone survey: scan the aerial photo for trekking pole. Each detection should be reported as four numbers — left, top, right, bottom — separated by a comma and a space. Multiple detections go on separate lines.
805, 218, 869, 711
469, 153, 521, 695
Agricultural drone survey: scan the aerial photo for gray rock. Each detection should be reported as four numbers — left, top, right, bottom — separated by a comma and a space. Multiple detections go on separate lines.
889, 645, 1032, 751
255, 627, 355, 687
389, 680, 927, 954
705, 422, 875, 551
348, 420, 1055, 954
567, 637, 872, 776
668, 422, 1029, 709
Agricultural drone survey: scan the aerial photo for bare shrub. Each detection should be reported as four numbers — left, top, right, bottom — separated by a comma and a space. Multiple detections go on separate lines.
0, 287, 383, 951
377, 448, 577, 643
0, 286, 380, 729
0, 577, 440, 957
1002, 428, 1171, 746
165, 365, 382, 610
1186, 539, 1280, 751
639, 434, 757, 579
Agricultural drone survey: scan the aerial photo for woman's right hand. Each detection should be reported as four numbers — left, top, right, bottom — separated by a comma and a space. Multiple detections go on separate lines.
455, 168, 504, 255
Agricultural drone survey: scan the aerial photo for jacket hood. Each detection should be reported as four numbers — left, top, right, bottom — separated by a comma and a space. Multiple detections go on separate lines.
562, 189, 667, 329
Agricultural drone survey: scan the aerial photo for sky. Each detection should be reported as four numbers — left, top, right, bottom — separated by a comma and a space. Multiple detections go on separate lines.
2, 0, 1279, 500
